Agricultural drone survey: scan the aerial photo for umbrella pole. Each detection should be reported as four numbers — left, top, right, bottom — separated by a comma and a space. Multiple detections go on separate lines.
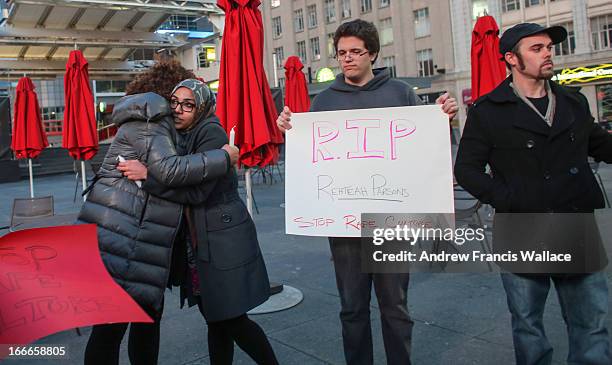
28, 159, 34, 198
81, 160, 87, 201
272, 53, 279, 87
246, 169, 253, 216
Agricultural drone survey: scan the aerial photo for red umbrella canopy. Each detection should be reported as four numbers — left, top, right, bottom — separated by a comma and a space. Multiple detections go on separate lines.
62, 50, 98, 161
11, 77, 49, 159
471, 15, 507, 102
284, 56, 311, 113
216, 0, 284, 168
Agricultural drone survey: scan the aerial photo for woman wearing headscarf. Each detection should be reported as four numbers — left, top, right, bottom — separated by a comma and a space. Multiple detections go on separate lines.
118, 79, 278, 365
79, 63, 239, 365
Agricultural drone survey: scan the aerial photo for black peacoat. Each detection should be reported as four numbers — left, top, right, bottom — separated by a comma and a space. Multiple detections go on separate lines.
455, 78, 612, 273
455, 77, 612, 214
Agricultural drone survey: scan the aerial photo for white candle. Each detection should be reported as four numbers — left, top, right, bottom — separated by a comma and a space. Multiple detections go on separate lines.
229, 126, 236, 146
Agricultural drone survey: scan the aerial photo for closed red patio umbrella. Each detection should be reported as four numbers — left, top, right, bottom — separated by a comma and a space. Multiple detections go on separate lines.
284, 56, 311, 113
11, 76, 49, 197
62, 49, 99, 198
216, 0, 285, 214
471, 15, 507, 102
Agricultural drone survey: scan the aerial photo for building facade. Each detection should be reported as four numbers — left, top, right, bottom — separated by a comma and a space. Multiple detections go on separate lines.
261, 0, 454, 87
452, 0, 612, 127
261, 0, 612, 127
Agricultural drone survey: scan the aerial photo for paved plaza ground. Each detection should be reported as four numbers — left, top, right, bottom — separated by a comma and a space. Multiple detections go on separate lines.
1, 165, 612, 365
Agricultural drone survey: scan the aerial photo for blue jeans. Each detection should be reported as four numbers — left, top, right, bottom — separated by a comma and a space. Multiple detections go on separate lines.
501, 272, 611, 365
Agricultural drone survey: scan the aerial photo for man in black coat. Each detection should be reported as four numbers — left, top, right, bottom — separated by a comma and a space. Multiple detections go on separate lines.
455, 23, 612, 365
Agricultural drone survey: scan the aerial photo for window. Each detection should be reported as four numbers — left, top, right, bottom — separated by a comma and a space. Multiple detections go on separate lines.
271, 0, 280, 7
35, 78, 66, 111
158, 15, 199, 32
554, 22, 575, 56
361, 0, 372, 13
328, 33, 335, 57
471, 0, 488, 20
380, 18, 393, 45
274, 47, 284, 68
94, 79, 127, 94
272, 16, 282, 38
297, 40, 307, 63
197, 46, 216, 68
128, 49, 155, 61
502, 0, 520, 12
307, 4, 317, 28
414, 8, 430, 38
597, 84, 612, 124
524, 0, 541, 7
198, 52, 208, 68
324, 0, 336, 23
380, 0, 390, 8
41, 106, 65, 121
591, 14, 612, 51
383, 56, 396, 77
294, 9, 304, 32
310, 37, 321, 61
341, 0, 351, 18
198, 50, 211, 68
417, 49, 434, 77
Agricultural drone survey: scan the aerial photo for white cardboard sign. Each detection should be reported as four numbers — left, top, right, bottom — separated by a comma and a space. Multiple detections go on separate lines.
284, 105, 454, 237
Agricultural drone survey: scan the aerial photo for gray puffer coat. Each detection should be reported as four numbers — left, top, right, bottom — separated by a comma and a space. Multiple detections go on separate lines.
78, 92, 229, 313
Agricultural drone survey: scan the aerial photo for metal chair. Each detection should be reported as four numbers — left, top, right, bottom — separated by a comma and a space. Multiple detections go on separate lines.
419, 186, 492, 271
590, 161, 610, 208
453, 186, 493, 271
251, 163, 284, 185
9, 196, 54, 231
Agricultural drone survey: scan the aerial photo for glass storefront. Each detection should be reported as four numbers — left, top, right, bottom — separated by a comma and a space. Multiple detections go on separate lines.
597, 84, 612, 128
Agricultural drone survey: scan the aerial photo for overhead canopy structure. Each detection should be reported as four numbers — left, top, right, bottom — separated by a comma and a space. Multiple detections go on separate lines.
0, 0, 222, 78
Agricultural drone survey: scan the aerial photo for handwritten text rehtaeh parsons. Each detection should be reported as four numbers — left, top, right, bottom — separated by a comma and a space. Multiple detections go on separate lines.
317, 174, 410, 202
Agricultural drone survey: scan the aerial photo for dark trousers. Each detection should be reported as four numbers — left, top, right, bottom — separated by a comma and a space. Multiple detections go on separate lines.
195, 303, 278, 365
84, 299, 163, 365
329, 237, 413, 365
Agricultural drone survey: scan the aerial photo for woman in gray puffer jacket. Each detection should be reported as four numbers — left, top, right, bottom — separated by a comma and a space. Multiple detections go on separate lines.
79, 91, 234, 365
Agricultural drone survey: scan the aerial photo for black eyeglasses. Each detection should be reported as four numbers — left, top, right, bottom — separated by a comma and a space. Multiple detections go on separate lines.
336, 48, 369, 60
170, 99, 196, 112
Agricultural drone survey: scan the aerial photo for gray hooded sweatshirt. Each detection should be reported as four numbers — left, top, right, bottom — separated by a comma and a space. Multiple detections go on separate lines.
310, 67, 423, 112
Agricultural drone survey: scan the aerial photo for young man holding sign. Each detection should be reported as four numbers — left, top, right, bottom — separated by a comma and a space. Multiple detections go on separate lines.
277, 20, 458, 365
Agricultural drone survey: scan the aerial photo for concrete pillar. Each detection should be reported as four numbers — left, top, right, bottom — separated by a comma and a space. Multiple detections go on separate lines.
450, 0, 472, 73
487, 0, 502, 25
572, 0, 591, 55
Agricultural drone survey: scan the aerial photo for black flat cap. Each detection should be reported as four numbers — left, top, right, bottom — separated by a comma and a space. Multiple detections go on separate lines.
499, 23, 567, 55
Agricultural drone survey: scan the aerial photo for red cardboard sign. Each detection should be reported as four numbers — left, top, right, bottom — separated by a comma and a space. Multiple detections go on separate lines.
0, 224, 152, 346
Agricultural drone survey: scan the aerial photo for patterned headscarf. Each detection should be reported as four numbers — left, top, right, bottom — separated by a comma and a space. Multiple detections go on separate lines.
171, 78, 216, 120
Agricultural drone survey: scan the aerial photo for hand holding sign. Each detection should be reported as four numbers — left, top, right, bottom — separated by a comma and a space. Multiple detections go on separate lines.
276, 106, 293, 133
